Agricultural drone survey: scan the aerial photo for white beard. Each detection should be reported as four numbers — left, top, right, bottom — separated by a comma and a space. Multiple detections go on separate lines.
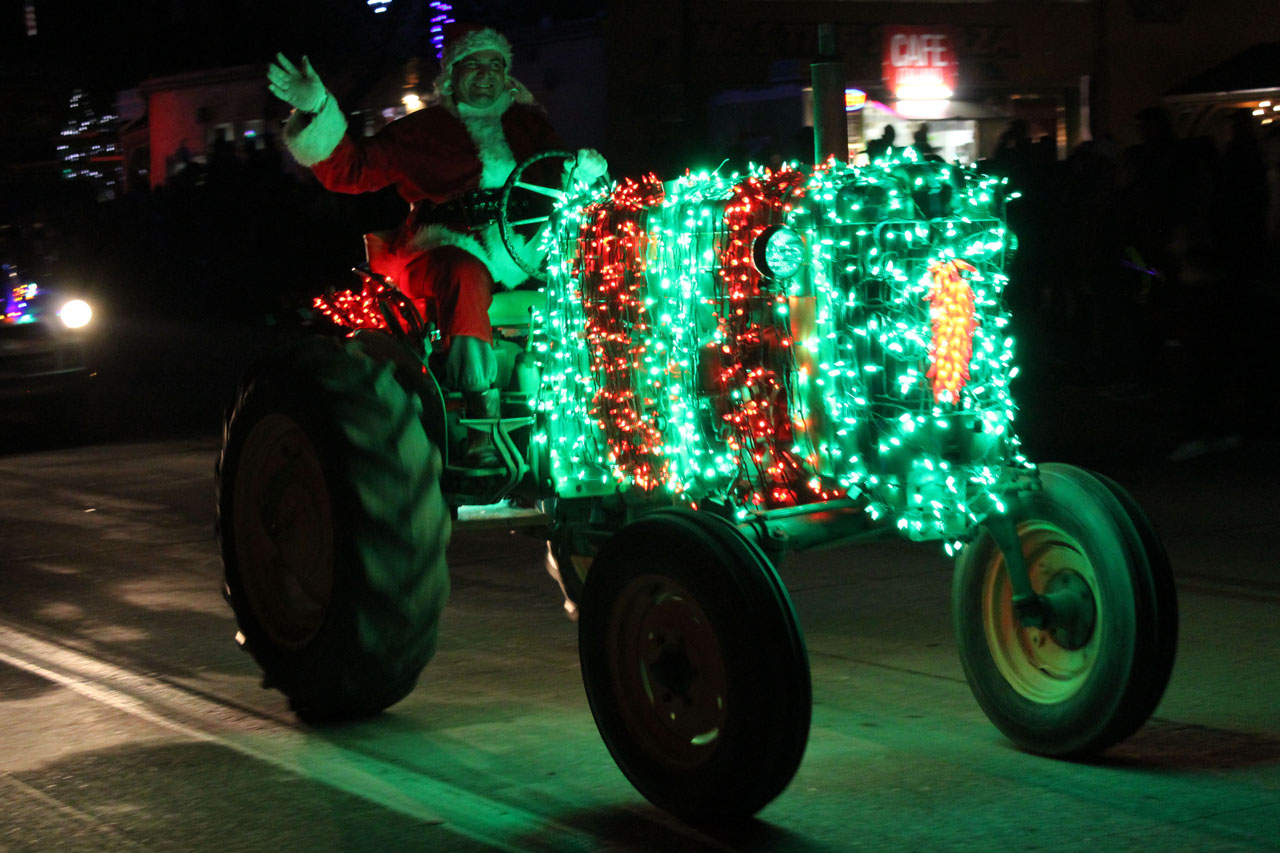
458, 91, 517, 189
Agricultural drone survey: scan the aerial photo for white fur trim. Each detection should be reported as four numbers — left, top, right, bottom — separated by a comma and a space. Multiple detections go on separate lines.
410, 223, 535, 289
283, 93, 347, 166
459, 98, 517, 188
443, 27, 513, 73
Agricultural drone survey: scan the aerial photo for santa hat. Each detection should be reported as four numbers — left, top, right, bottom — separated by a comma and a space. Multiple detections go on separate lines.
433, 22, 538, 109
437, 23, 513, 82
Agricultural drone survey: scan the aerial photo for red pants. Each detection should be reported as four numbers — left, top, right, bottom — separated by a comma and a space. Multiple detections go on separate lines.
382, 245, 494, 346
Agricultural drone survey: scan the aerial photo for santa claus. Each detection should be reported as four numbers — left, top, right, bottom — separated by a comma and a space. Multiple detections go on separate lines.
268, 23, 606, 468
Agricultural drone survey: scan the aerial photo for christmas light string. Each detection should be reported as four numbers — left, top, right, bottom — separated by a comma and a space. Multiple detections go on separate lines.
715, 165, 838, 508
313, 276, 411, 333
312, 150, 1028, 550
573, 175, 670, 490
542, 150, 1027, 547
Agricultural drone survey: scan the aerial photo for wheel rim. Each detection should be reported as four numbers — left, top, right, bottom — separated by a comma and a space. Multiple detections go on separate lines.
981, 520, 1102, 703
607, 573, 729, 770
234, 413, 335, 650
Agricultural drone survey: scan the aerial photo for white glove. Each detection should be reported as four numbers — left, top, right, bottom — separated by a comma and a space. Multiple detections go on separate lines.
574, 148, 609, 181
267, 53, 328, 113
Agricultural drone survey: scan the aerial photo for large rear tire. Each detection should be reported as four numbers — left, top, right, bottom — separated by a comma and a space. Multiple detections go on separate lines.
953, 463, 1177, 756
579, 508, 811, 821
216, 336, 451, 720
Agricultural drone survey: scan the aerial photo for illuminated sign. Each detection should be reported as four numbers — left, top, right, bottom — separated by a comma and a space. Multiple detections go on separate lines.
882, 26, 958, 100
845, 88, 868, 112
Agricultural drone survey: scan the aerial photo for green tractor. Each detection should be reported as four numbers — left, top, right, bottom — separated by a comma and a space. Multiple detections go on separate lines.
216, 148, 1176, 821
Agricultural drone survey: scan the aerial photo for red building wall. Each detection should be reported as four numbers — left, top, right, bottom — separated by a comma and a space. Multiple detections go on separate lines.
141, 66, 277, 189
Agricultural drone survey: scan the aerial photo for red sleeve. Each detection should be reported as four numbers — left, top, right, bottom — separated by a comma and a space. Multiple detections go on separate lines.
310, 126, 405, 195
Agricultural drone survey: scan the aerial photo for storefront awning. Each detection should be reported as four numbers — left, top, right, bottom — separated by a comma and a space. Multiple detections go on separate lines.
1164, 42, 1280, 101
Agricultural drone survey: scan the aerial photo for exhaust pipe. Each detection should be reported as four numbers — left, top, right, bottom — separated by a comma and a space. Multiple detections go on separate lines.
810, 23, 848, 166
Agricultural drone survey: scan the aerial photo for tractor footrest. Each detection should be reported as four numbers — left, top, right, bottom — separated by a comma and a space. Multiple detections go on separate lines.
453, 501, 551, 531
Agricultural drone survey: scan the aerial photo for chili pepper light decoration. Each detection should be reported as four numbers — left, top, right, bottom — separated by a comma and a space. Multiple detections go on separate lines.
924, 258, 978, 403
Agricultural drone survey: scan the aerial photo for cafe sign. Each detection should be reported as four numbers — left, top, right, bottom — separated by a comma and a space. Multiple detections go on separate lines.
882, 26, 959, 100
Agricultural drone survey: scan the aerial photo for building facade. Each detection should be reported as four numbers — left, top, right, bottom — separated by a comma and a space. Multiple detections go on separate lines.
117, 66, 285, 192
602, 0, 1280, 175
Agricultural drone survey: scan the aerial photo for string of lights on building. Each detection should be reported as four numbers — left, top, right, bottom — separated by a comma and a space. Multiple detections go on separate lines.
56, 89, 121, 200
429, 2, 454, 60
364, 1, 453, 59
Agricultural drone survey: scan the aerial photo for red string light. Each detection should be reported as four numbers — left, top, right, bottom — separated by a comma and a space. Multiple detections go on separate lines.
573, 174, 670, 490
314, 278, 395, 332
714, 166, 840, 508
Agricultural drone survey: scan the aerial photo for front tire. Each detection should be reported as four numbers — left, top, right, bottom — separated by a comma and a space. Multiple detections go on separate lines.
216, 336, 451, 720
953, 463, 1177, 756
579, 509, 811, 821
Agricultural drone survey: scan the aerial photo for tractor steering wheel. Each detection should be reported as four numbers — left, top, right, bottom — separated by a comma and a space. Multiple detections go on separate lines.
499, 149, 609, 281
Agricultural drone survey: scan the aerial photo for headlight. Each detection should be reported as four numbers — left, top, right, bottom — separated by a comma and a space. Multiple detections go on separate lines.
751, 225, 806, 281
58, 299, 92, 329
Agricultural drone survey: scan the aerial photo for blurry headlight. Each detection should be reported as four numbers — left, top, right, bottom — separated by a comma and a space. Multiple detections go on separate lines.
59, 299, 93, 329
751, 225, 806, 281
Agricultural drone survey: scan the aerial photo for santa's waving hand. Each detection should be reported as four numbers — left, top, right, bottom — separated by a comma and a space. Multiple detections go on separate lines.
267, 53, 328, 114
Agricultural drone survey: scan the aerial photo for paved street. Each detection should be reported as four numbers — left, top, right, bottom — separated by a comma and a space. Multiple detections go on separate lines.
0, 321, 1278, 851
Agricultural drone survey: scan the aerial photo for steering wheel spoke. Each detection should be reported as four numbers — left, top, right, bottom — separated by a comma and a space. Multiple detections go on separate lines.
513, 181, 568, 202
499, 149, 577, 282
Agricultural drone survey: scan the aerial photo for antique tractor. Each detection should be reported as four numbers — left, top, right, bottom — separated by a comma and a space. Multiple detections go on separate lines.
216, 147, 1176, 822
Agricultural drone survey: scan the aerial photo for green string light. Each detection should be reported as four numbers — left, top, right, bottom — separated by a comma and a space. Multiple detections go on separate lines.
536, 150, 1029, 544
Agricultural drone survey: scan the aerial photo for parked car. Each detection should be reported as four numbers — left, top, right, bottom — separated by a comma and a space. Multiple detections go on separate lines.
1, 262, 96, 416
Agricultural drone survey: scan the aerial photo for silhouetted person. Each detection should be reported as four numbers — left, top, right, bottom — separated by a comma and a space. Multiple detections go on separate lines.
866, 125, 896, 161
912, 123, 935, 157
1218, 109, 1268, 272
992, 119, 1033, 183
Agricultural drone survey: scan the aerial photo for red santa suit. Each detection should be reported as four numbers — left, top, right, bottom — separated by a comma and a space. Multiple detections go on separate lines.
282, 85, 562, 347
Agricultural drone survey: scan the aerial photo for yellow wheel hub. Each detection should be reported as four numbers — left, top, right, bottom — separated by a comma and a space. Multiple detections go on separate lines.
982, 521, 1101, 703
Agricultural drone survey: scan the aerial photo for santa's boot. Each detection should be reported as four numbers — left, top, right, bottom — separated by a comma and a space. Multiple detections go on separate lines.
445, 335, 503, 471
461, 387, 504, 470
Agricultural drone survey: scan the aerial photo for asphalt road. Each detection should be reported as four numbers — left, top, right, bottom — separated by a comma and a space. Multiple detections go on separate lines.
1, 320, 1278, 850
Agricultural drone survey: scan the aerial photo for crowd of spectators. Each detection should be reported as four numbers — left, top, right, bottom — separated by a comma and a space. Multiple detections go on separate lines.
983, 106, 1277, 458
18, 131, 403, 324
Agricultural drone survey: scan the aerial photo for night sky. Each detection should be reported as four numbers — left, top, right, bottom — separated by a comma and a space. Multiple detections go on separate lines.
2, 0, 604, 99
